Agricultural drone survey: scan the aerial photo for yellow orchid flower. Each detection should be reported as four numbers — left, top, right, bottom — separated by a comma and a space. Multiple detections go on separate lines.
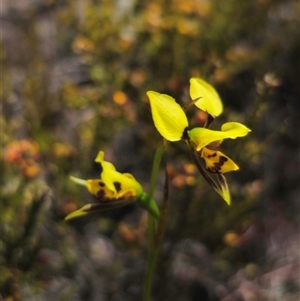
147, 78, 251, 205
65, 151, 160, 220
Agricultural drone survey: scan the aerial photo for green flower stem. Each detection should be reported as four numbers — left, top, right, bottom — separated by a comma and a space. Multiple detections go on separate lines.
155, 167, 169, 248
143, 169, 169, 301
143, 249, 159, 301
147, 142, 165, 247
143, 143, 165, 301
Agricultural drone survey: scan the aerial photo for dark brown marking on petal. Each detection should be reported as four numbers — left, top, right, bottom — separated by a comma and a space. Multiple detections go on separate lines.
208, 156, 229, 173
96, 189, 105, 201
219, 156, 228, 163
207, 166, 219, 173
98, 181, 105, 187
113, 181, 121, 192
96, 189, 110, 203
207, 152, 217, 158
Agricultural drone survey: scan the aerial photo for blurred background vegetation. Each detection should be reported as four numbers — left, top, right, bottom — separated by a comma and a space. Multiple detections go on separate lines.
1, 0, 299, 300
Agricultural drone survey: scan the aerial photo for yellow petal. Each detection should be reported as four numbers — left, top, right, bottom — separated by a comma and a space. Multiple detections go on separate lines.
189, 147, 231, 205
217, 173, 231, 205
86, 179, 115, 199
188, 122, 251, 151
94, 151, 126, 193
65, 204, 91, 220
201, 147, 239, 173
190, 78, 223, 116
147, 91, 188, 141
95, 151, 116, 172
95, 152, 144, 197
70, 176, 87, 187
70, 175, 116, 200
95, 151, 104, 163
116, 188, 137, 200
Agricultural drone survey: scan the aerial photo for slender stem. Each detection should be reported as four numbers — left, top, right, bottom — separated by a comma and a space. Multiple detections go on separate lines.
143, 143, 165, 301
148, 143, 165, 198
143, 250, 159, 301
155, 167, 169, 248
147, 143, 165, 247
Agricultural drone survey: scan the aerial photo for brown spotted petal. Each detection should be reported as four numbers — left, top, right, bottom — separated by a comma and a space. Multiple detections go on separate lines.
189, 147, 231, 205
95, 151, 144, 197
86, 179, 115, 201
201, 147, 239, 174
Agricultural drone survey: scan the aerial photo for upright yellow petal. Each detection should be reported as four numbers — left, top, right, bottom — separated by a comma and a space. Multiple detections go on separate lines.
95, 151, 116, 172
188, 122, 251, 151
189, 78, 223, 117
93, 151, 117, 192
95, 151, 105, 163
147, 91, 188, 141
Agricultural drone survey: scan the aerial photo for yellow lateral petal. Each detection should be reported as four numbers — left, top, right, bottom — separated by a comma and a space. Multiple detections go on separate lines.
65, 204, 91, 221
147, 91, 188, 141
188, 122, 251, 151
190, 78, 223, 116
70, 176, 87, 187
201, 147, 239, 173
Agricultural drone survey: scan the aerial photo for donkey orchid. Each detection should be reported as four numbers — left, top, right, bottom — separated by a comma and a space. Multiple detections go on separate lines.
65, 151, 160, 220
147, 77, 251, 205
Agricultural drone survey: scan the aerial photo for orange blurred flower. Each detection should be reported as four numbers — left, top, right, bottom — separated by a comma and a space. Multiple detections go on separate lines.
72, 36, 95, 54
3, 139, 43, 178
113, 91, 128, 106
